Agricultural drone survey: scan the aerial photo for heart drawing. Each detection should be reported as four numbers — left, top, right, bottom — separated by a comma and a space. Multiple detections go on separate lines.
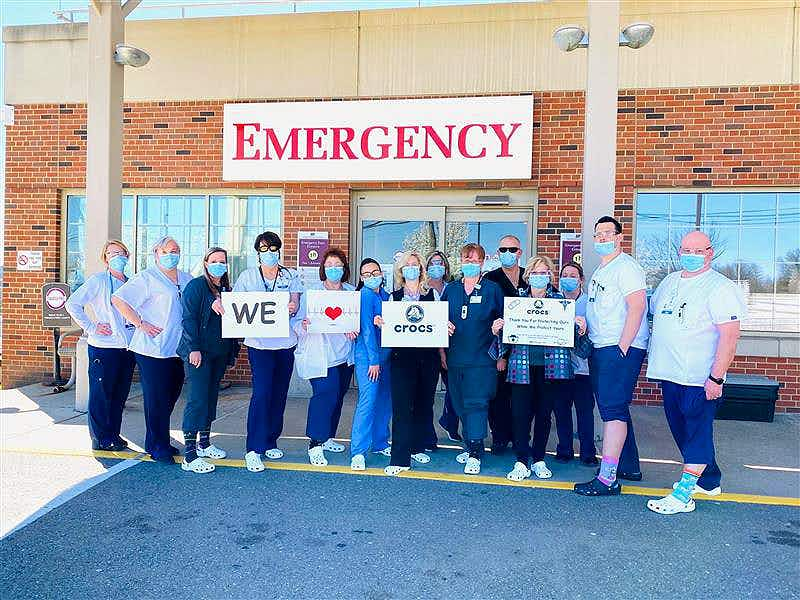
324, 306, 343, 320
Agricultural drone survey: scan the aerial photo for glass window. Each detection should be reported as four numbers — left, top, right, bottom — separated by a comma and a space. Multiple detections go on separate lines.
65, 193, 281, 288
445, 220, 529, 275
636, 191, 799, 332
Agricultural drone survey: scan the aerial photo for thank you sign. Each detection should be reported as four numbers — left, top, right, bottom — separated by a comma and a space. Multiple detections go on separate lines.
221, 291, 290, 338
502, 297, 575, 347
381, 301, 449, 348
306, 290, 360, 334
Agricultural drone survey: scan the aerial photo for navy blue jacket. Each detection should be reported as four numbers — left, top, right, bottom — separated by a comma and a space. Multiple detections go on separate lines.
177, 276, 239, 365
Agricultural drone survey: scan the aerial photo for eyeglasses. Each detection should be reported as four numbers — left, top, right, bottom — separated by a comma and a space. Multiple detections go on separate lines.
679, 247, 711, 255
106, 250, 127, 258
593, 230, 618, 240
498, 247, 519, 253
258, 245, 280, 253
429, 259, 445, 266
361, 269, 383, 278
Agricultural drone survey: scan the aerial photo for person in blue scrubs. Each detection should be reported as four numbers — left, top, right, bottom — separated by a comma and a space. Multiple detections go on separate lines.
65, 239, 135, 451
349, 258, 392, 471
440, 243, 504, 475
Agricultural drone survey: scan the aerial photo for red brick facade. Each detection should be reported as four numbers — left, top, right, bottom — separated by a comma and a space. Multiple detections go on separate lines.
4, 85, 799, 409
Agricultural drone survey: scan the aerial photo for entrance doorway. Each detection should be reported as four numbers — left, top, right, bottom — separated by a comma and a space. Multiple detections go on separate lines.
352, 190, 536, 284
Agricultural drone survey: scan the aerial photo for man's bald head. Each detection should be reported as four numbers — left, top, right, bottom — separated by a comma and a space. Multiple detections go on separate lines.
681, 230, 711, 251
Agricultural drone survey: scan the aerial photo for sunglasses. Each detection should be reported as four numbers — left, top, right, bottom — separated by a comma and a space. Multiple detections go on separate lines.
258, 245, 280, 253
498, 247, 519, 253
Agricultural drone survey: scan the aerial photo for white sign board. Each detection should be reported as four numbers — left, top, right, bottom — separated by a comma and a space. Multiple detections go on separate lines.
223, 96, 533, 182
305, 289, 360, 334
17, 250, 43, 271
221, 291, 290, 339
381, 301, 449, 348
502, 297, 575, 347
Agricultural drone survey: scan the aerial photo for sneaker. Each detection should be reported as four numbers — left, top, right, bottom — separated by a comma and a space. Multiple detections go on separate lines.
506, 461, 531, 481
673, 481, 722, 496
411, 453, 431, 464
181, 457, 215, 474
351, 454, 366, 471
264, 448, 284, 460
464, 457, 481, 475
531, 460, 553, 479
373, 446, 391, 457
647, 494, 696, 515
455, 451, 470, 464
308, 445, 328, 466
322, 439, 345, 453
574, 477, 621, 496
196, 444, 226, 459
245, 451, 265, 473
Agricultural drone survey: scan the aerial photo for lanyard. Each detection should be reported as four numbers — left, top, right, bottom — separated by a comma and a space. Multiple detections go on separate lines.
258, 267, 280, 292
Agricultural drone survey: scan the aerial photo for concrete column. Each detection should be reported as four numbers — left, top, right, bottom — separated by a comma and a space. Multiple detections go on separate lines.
580, 0, 619, 278
85, 0, 124, 275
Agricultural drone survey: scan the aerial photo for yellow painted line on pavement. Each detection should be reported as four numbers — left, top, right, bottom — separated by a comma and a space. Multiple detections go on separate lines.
2, 446, 798, 508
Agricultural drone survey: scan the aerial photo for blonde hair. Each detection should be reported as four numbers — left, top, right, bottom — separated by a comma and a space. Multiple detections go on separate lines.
393, 250, 429, 292
100, 239, 130, 264
523, 255, 555, 280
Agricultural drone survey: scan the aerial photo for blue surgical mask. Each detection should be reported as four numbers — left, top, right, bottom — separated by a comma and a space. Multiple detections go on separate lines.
207, 263, 228, 278
427, 264, 446, 280
679, 253, 706, 273
594, 241, 616, 256
325, 266, 344, 282
259, 251, 279, 267
461, 263, 481, 278
559, 276, 579, 293
108, 256, 128, 273
402, 265, 420, 281
528, 274, 550, 289
158, 252, 180, 269
364, 275, 383, 290
499, 251, 518, 268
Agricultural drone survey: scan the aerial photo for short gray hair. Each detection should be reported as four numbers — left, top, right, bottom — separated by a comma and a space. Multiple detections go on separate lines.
151, 235, 179, 254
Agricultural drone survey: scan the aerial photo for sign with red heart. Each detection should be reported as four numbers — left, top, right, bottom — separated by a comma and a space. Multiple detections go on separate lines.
306, 290, 360, 334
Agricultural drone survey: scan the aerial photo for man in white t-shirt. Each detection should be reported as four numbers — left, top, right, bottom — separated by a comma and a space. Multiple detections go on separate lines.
645, 230, 746, 515
575, 216, 650, 497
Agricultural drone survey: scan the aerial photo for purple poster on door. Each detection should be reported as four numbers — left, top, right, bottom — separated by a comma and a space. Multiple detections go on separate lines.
559, 233, 581, 267
298, 231, 329, 267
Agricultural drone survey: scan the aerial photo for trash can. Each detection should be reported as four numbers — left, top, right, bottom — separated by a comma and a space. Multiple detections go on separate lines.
715, 373, 780, 423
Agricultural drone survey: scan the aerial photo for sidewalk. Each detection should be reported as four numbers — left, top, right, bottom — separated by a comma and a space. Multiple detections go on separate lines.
2, 381, 799, 535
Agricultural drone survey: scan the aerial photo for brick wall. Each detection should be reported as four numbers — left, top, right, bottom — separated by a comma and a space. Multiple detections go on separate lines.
3, 86, 799, 410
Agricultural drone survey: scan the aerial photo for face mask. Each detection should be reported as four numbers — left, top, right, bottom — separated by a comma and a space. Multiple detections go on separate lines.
325, 266, 344, 282
158, 252, 180, 269
594, 241, 616, 256
207, 263, 228, 278
259, 251, 279, 267
461, 263, 481, 278
108, 256, 128, 273
499, 251, 518, 268
528, 274, 550, 289
559, 276, 579, 293
364, 275, 383, 290
679, 253, 706, 273
402, 265, 420, 281
427, 264, 446, 280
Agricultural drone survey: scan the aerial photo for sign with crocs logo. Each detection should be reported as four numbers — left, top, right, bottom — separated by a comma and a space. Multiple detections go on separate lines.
502, 297, 575, 347
381, 301, 449, 348
306, 290, 360, 334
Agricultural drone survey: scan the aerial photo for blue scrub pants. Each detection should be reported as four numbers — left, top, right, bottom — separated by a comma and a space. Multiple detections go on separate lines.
246, 347, 295, 454
307, 363, 354, 444
134, 353, 184, 460
350, 352, 392, 457
447, 365, 497, 452
661, 380, 722, 489
87, 345, 135, 447
588, 346, 646, 474
182, 353, 228, 433
553, 374, 597, 461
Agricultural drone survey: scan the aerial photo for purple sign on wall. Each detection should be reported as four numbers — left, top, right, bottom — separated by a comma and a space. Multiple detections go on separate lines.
298, 231, 329, 267
559, 233, 581, 267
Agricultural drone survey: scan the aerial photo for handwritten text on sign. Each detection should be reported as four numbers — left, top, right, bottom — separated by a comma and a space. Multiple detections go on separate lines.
306, 290, 360, 334
502, 297, 575, 347
380, 301, 449, 348
221, 291, 290, 338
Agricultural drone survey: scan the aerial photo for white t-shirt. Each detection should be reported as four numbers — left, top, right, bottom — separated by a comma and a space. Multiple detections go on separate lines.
112, 266, 193, 358
646, 269, 747, 387
232, 266, 304, 350
65, 270, 134, 349
586, 252, 650, 350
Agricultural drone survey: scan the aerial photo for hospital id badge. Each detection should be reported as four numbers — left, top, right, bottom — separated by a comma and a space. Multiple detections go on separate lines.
469, 296, 482, 304
461, 305, 468, 320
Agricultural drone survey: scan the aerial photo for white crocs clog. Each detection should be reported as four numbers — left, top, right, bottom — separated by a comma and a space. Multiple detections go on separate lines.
411, 453, 430, 464
464, 457, 481, 475
351, 454, 366, 471
309, 445, 328, 466
322, 439, 345, 453
196, 444, 226, 459
181, 457, 215, 474
245, 451, 265, 473
647, 495, 696, 515
384, 465, 410, 476
264, 448, 284, 460
506, 462, 532, 481
531, 460, 552, 479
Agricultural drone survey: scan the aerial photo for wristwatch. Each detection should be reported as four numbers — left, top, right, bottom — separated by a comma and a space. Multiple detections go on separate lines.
708, 374, 725, 385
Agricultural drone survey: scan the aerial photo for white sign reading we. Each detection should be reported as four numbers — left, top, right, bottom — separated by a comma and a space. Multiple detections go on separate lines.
221, 291, 290, 339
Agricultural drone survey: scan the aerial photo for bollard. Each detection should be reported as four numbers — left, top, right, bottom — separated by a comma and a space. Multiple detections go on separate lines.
75, 336, 89, 412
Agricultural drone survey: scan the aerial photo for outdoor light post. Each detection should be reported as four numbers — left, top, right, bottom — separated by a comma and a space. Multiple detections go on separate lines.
553, 0, 654, 277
